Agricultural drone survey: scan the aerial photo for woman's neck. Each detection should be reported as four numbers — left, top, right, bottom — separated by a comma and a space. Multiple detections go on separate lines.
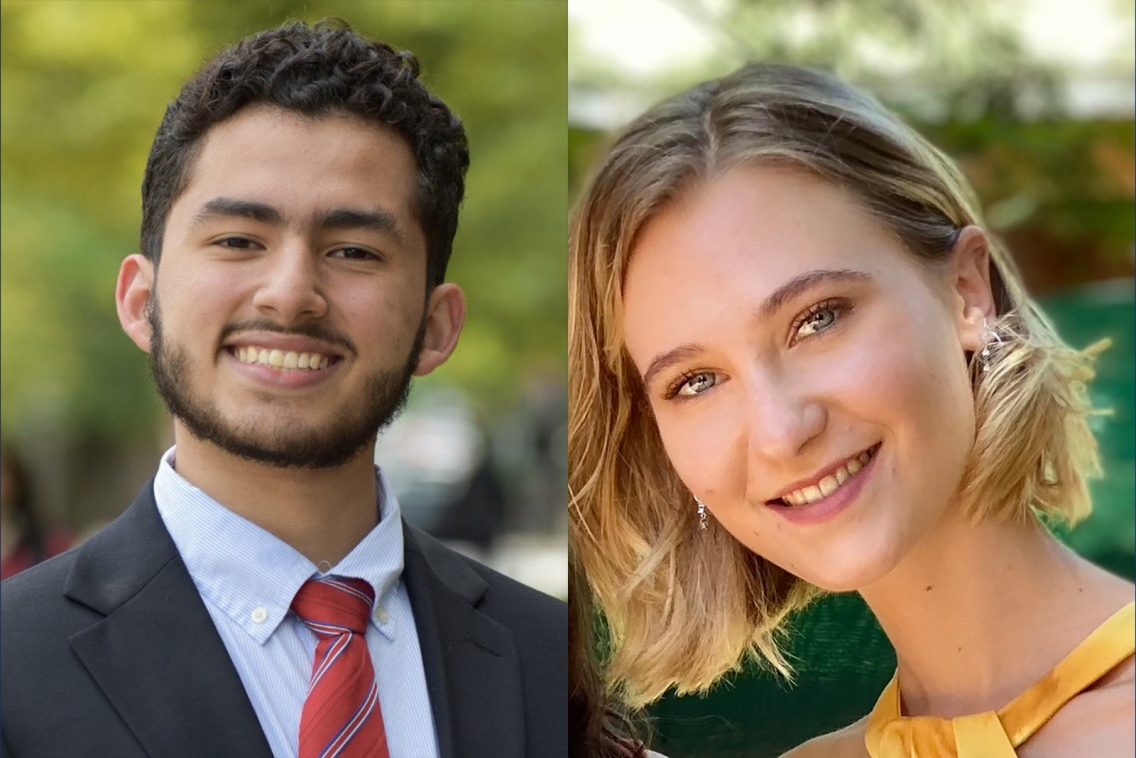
859, 509, 1130, 719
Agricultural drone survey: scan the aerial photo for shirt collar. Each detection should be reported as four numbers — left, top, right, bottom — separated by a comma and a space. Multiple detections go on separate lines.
153, 446, 405, 645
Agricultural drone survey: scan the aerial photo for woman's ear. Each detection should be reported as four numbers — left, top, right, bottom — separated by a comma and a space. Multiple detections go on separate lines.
949, 226, 997, 353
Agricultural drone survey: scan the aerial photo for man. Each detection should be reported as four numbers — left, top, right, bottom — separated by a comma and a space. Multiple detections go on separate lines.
1, 21, 565, 758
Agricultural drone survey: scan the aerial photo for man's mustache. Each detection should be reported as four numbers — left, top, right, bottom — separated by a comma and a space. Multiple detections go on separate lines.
218, 319, 357, 357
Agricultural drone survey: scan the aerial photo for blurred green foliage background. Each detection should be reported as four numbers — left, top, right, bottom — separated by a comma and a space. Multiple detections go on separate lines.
1, 0, 567, 527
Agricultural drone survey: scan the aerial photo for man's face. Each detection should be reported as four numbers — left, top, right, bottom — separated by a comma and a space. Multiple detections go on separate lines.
137, 106, 433, 468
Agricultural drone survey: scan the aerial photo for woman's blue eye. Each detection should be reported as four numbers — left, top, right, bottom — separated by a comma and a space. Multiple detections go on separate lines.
678, 372, 716, 397
795, 302, 849, 340
797, 308, 837, 337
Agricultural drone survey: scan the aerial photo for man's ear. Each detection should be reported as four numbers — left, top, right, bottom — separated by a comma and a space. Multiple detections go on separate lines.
414, 283, 466, 377
116, 254, 156, 354
948, 226, 997, 353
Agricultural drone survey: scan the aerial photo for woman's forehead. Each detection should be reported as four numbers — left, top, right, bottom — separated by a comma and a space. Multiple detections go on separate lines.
625, 168, 893, 298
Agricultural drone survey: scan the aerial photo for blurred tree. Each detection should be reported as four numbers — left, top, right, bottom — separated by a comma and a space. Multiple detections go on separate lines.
569, 0, 1134, 292
1, 0, 567, 444
666, 0, 1059, 118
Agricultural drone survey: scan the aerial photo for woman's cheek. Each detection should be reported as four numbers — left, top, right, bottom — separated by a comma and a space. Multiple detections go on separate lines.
658, 401, 742, 504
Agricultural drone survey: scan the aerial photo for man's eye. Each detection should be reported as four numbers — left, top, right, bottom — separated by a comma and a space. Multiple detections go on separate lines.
217, 237, 256, 249
330, 247, 376, 261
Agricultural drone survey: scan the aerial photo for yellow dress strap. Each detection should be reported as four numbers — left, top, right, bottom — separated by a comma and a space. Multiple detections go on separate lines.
864, 601, 1135, 758
999, 600, 1135, 743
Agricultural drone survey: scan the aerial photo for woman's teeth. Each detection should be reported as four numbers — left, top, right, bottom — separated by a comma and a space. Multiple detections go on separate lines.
234, 347, 330, 371
780, 448, 876, 506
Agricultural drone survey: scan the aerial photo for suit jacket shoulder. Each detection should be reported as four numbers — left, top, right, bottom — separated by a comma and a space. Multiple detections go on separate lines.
401, 522, 567, 758
1, 483, 275, 758
407, 521, 565, 628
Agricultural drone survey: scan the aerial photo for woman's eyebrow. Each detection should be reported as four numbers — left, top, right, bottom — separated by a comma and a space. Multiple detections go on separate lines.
756, 268, 871, 320
642, 343, 704, 389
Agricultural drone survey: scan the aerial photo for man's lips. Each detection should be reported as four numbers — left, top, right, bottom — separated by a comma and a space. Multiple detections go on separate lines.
222, 332, 346, 357
222, 347, 344, 388
228, 345, 339, 371
220, 330, 351, 373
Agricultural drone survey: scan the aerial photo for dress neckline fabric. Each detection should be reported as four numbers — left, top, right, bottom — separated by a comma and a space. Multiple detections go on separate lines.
865, 601, 1135, 757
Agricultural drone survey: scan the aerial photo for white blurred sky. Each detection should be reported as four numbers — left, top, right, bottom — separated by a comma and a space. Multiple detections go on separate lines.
569, 0, 1134, 80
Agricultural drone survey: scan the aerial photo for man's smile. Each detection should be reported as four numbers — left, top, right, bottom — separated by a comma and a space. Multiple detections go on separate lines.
231, 346, 334, 371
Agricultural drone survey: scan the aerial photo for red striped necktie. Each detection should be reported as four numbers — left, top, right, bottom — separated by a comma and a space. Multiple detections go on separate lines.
291, 577, 391, 758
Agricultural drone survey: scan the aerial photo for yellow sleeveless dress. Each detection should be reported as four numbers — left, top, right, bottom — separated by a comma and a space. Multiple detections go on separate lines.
864, 601, 1135, 757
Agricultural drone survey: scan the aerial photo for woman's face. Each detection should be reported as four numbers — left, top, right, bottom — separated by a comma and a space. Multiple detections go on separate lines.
622, 165, 990, 591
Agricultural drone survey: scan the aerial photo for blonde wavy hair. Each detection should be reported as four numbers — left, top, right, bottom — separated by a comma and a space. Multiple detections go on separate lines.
568, 63, 1104, 708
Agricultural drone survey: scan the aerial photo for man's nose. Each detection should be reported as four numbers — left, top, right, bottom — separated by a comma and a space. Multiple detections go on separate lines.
251, 243, 329, 323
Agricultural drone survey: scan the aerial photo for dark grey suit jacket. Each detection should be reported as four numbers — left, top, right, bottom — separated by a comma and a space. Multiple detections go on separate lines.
0, 481, 566, 758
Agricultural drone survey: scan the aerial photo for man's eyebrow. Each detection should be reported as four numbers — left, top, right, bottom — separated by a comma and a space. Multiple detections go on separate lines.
640, 269, 871, 389
757, 268, 871, 320
189, 198, 409, 249
190, 197, 283, 228
316, 207, 407, 249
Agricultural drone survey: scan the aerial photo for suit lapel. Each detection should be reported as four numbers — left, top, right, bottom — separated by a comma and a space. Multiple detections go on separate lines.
64, 484, 274, 758
403, 523, 525, 758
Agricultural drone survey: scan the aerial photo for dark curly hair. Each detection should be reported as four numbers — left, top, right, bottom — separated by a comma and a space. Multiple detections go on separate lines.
140, 19, 470, 289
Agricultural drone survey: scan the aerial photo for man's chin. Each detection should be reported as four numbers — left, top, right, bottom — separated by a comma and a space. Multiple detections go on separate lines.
187, 429, 375, 470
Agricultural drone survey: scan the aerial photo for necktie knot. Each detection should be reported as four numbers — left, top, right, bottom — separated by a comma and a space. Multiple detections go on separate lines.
291, 577, 375, 635
292, 576, 390, 758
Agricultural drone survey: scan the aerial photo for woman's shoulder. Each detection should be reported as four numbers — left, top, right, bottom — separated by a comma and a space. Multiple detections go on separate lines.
1023, 653, 1135, 757
778, 716, 869, 758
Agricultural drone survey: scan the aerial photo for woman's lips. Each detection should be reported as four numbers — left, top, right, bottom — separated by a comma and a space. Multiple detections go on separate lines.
764, 443, 881, 526
771, 444, 880, 506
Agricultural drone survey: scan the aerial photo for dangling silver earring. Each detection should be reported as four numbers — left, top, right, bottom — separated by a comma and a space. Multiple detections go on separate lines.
980, 319, 1003, 373
695, 498, 708, 531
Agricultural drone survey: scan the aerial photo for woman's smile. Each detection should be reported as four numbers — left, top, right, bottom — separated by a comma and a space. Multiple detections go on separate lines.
762, 443, 881, 527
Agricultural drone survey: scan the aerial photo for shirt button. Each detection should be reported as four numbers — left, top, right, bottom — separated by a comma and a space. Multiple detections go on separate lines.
374, 607, 390, 624
251, 607, 269, 624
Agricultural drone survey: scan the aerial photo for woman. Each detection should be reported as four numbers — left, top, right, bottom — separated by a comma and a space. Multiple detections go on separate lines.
568, 63, 1134, 757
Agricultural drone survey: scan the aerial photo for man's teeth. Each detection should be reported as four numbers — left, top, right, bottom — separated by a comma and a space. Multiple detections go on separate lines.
781, 449, 874, 506
235, 347, 330, 371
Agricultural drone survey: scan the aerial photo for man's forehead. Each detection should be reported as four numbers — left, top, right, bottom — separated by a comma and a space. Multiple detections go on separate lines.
191, 107, 413, 169
167, 108, 423, 239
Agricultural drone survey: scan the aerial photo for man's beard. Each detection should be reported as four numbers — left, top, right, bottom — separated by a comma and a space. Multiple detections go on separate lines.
147, 301, 425, 470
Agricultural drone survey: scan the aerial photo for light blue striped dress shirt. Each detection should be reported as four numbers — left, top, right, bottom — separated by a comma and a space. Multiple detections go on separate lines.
153, 448, 439, 758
